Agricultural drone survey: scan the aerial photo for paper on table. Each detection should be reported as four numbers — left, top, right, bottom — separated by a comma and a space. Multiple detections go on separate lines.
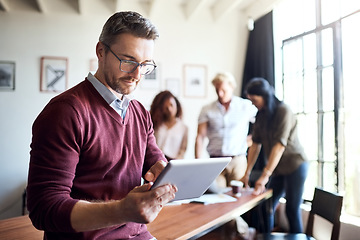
167, 193, 237, 206
190, 194, 238, 205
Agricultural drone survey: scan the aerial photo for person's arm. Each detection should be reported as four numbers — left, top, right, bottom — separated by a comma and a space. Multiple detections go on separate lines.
252, 142, 285, 195
177, 125, 188, 159
71, 161, 177, 232
246, 134, 253, 147
71, 183, 175, 231
240, 142, 262, 187
195, 122, 207, 158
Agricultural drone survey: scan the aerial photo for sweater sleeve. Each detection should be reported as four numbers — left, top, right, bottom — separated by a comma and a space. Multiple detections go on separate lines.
27, 99, 82, 232
272, 104, 293, 147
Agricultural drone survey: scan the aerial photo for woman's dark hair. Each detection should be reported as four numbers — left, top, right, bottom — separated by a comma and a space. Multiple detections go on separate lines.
244, 77, 281, 122
150, 91, 183, 130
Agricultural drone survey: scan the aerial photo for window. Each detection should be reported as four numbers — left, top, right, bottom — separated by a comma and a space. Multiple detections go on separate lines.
274, 0, 360, 216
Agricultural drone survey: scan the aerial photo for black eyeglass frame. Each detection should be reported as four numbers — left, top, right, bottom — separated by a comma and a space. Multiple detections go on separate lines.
102, 43, 157, 75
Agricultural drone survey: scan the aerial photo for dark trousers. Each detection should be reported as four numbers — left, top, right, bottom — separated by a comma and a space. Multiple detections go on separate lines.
254, 162, 309, 233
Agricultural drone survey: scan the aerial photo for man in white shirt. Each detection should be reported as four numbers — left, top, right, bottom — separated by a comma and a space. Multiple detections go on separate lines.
195, 72, 257, 239
195, 72, 257, 189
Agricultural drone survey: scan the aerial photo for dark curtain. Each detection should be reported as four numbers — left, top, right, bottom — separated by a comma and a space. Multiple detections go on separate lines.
241, 11, 275, 233
241, 11, 274, 97
241, 11, 275, 178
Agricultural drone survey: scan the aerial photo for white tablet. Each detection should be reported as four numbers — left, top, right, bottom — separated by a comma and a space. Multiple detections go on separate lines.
151, 157, 231, 201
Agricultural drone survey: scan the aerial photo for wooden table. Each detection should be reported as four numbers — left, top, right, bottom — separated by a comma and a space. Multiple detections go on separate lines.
147, 189, 273, 240
0, 215, 43, 240
0, 189, 271, 240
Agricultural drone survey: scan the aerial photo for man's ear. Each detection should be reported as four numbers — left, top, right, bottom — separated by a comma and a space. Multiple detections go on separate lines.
96, 42, 105, 59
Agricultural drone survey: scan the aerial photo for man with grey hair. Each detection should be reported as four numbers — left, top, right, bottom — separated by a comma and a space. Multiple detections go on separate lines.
195, 72, 257, 188
27, 11, 177, 240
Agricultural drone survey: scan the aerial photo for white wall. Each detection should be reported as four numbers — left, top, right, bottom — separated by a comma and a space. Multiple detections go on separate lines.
0, 1, 249, 219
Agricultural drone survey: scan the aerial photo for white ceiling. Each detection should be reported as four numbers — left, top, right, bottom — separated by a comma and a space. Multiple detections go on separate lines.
0, 0, 281, 21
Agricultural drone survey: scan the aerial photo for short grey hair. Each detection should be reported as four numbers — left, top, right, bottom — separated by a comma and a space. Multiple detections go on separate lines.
99, 11, 159, 47
211, 72, 237, 89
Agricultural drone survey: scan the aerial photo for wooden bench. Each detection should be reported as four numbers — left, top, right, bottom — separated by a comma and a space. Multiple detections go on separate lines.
0, 215, 43, 240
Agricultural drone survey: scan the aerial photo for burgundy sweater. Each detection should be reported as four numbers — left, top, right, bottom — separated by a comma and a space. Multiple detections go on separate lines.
27, 79, 165, 240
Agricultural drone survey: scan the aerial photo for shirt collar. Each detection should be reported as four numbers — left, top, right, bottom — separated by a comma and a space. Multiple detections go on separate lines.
87, 72, 133, 104
216, 96, 234, 109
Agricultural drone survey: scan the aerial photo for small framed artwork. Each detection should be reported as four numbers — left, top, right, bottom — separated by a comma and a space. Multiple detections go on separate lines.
89, 58, 98, 72
140, 64, 160, 90
183, 64, 207, 98
0, 61, 15, 91
166, 78, 181, 97
40, 56, 68, 92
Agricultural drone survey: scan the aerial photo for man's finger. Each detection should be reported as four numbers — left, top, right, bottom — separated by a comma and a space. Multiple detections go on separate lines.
132, 183, 153, 192
144, 161, 167, 182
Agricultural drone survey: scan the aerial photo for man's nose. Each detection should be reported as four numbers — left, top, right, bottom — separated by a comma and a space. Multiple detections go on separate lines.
128, 65, 142, 80
217, 90, 224, 98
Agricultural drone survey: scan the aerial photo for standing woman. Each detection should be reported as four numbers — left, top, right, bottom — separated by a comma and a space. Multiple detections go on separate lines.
240, 78, 309, 233
150, 90, 188, 160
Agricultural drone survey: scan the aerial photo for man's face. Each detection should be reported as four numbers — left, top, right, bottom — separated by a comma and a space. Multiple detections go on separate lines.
214, 81, 234, 104
97, 33, 155, 96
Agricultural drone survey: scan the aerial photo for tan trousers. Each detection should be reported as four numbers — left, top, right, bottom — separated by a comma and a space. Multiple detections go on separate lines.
215, 155, 247, 188
214, 155, 252, 239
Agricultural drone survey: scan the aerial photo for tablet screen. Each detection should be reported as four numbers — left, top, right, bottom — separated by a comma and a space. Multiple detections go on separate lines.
151, 157, 231, 201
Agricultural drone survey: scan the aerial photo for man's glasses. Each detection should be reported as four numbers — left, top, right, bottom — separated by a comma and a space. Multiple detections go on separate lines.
103, 43, 157, 75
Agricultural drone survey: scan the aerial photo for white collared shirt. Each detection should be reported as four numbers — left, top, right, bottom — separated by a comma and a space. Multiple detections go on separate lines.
198, 96, 257, 156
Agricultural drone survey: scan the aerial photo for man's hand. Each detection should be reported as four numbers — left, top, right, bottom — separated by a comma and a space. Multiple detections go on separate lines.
70, 182, 177, 232
119, 182, 177, 224
144, 160, 167, 183
70, 161, 177, 232
239, 174, 250, 188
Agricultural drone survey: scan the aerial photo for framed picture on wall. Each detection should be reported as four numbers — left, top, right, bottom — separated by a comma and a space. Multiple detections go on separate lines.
140, 64, 160, 90
0, 61, 15, 91
40, 56, 68, 92
166, 78, 181, 97
89, 58, 98, 72
183, 64, 207, 98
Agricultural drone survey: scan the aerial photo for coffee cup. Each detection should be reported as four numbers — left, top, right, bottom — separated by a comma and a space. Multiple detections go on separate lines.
230, 180, 244, 195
